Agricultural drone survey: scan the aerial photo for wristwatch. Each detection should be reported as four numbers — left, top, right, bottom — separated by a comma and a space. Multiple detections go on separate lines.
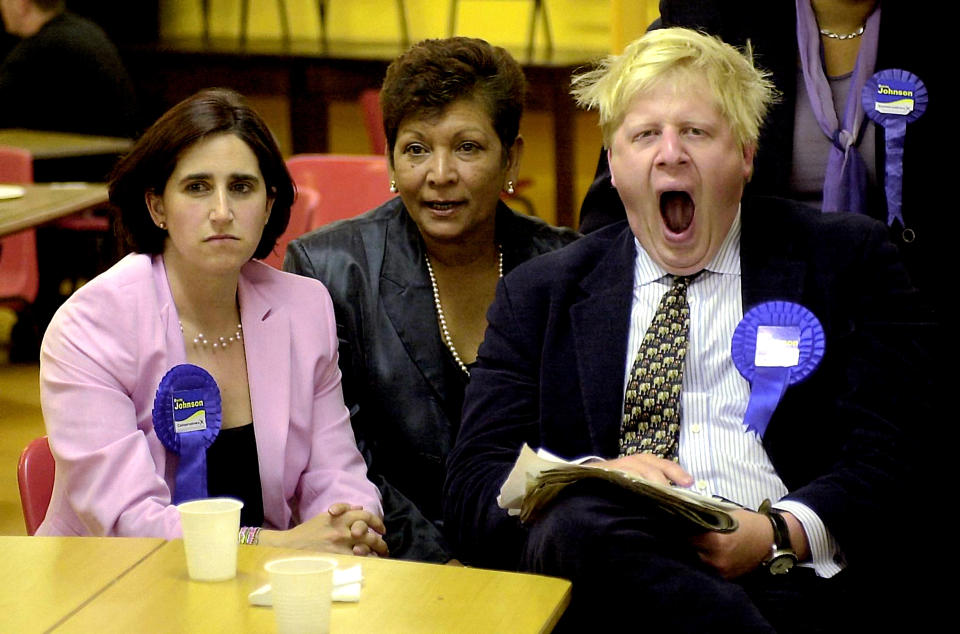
758, 499, 798, 575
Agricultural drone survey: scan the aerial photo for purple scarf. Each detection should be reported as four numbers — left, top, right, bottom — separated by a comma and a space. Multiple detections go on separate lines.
795, 0, 880, 213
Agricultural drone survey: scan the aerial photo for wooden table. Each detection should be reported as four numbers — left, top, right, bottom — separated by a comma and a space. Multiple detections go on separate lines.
0, 536, 164, 632
0, 129, 133, 160
0, 183, 109, 237
6, 537, 570, 633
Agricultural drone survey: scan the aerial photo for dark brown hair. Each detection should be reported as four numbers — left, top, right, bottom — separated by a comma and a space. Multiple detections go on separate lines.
109, 88, 293, 260
380, 37, 527, 163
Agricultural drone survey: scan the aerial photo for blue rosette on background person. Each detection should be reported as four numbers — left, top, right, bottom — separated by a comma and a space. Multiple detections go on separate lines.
731, 302, 825, 438
152, 364, 222, 504
861, 69, 928, 240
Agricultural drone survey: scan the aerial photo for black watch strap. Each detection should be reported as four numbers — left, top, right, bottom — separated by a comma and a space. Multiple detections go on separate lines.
767, 507, 791, 550
758, 498, 797, 575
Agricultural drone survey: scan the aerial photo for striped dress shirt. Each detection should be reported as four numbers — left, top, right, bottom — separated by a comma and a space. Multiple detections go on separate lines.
622, 211, 841, 577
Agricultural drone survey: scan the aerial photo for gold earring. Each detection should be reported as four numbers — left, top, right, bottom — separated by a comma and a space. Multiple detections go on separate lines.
389, 180, 398, 193
505, 181, 516, 195
159, 221, 167, 230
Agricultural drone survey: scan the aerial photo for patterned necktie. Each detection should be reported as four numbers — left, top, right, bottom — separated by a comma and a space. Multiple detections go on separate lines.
619, 275, 695, 460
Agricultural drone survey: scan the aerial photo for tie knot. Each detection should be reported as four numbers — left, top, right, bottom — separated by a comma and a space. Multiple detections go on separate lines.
670, 273, 700, 291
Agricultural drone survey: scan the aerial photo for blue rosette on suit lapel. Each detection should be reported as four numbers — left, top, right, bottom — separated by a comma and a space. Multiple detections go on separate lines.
731, 301, 825, 438
152, 364, 222, 504
861, 69, 928, 238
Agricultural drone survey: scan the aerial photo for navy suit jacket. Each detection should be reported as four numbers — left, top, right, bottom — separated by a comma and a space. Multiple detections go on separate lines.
445, 196, 927, 572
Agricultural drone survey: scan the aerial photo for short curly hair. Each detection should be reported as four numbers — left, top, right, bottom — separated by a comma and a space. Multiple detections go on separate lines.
109, 88, 294, 260
380, 37, 527, 164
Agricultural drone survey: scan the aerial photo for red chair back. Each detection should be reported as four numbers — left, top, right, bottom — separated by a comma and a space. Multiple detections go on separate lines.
17, 436, 55, 535
286, 154, 394, 230
262, 185, 320, 269
0, 145, 39, 307
359, 89, 387, 155
0, 145, 33, 181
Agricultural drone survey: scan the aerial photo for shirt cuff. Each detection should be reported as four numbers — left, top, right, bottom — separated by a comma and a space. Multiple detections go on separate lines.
773, 499, 844, 578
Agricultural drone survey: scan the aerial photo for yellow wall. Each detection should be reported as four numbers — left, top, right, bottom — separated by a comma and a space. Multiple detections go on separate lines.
158, 1, 659, 225
161, 0, 632, 51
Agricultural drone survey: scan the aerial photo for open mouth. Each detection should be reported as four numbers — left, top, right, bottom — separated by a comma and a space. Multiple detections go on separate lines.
660, 191, 695, 234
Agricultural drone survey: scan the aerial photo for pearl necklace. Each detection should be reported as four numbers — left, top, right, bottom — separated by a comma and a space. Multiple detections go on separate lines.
819, 23, 865, 40
179, 321, 242, 349
425, 247, 503, 377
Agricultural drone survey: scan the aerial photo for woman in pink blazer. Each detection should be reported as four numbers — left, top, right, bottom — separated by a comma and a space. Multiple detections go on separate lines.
37, 89, 386, 556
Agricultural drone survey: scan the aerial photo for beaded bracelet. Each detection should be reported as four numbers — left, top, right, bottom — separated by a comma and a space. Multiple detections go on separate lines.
238, 526, 261, 545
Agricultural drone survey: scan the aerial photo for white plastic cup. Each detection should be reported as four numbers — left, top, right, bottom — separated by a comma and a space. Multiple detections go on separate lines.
176, 497, 244, 581
265, 556, 337, 634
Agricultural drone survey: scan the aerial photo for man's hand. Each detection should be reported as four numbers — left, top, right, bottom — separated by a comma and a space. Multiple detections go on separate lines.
259, 503, 388, 557
593, 453, 695, 487
690, 509, 773, 579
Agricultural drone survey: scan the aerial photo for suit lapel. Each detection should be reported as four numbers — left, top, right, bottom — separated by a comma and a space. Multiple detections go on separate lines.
238, 266, 291, 526
570, 228, 636, 457
153, 255, 188, 365
152, 256, 187, 479
379, 213, 455, 405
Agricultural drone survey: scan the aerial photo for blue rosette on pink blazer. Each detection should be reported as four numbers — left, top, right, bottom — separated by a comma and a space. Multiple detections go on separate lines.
152, 364, 222, 504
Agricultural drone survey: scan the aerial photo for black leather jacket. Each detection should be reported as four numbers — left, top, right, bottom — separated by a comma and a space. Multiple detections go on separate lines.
285, 197, 579, 562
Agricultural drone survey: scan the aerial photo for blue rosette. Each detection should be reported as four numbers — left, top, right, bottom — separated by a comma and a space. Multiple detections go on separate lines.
861, 69, 928, 234
731, 302, 825, 438
152, 364, 222, 504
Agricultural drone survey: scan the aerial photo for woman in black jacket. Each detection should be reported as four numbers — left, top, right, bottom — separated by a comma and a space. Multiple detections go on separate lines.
285, 37, 578, 563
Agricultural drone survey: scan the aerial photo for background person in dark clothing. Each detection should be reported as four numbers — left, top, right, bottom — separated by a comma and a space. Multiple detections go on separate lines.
0, 0, 136, 138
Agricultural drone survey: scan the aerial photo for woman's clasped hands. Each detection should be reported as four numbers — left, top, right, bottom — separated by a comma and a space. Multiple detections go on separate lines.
258, 503, 388, 557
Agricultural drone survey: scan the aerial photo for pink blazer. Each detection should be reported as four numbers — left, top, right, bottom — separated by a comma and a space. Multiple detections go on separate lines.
37, 254, 381, 537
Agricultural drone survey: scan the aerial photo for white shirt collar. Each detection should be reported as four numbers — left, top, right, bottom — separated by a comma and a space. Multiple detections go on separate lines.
631, 206, 742, 288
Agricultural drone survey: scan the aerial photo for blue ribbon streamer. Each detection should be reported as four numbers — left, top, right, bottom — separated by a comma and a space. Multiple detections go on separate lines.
175, 432, 211, 504
880, 118, 906, 228
742, 367, 792, 438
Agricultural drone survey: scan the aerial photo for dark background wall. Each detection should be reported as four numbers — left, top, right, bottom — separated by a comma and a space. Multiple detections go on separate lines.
65, 0, 159, 45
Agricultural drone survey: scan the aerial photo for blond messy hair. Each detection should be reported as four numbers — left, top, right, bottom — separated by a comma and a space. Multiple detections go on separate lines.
571, 27, 778, 149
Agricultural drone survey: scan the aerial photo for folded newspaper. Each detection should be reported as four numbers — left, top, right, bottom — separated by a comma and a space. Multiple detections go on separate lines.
498, 444, 741, 532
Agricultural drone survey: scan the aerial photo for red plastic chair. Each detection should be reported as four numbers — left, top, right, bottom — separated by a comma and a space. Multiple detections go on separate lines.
359, 88, 387, 156
0, 145, 39, 308
17, 436, 55, 535
262, 185, 321, 269
286, 154, 394, 230
53, 208, 110, 231
0, 145, 32, 180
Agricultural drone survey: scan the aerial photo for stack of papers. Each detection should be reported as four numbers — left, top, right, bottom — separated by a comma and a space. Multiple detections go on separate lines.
498, 444, 741, 532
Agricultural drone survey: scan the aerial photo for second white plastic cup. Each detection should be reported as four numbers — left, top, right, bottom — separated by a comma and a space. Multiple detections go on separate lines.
265, 556, 337, 634
176, 497, 243, 581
